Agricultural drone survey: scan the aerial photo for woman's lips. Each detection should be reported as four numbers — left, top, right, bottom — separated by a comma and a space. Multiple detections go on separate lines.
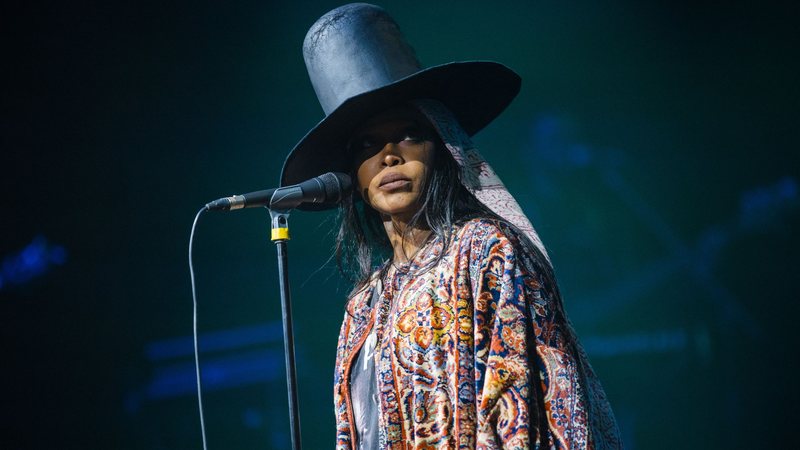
380, 180, 411, 190
379, 172, 411, 190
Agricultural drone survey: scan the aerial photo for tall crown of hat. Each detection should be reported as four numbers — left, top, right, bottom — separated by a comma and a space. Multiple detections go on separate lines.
280, 3, 521, 209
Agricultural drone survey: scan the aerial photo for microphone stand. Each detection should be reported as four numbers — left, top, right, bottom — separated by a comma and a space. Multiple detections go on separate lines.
269, 208, 302, 450
203, 175, 350, 448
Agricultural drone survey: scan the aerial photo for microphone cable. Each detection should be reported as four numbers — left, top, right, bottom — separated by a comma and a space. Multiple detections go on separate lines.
189, 206, 209, 450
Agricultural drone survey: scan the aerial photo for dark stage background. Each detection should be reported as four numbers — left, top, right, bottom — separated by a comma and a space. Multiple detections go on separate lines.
3, 1, 798, 448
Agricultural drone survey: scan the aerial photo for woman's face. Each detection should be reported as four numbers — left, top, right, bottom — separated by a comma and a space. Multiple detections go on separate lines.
351, 107, 436, 222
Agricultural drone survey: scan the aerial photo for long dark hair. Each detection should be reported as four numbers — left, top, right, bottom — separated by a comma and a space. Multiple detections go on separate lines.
335, 134, 557, 296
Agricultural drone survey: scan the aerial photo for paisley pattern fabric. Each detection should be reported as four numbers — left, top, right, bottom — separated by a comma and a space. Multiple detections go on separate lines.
333, 219, 622, 449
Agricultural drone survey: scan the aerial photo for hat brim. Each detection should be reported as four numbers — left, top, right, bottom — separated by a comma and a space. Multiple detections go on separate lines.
280, 61, 521, 210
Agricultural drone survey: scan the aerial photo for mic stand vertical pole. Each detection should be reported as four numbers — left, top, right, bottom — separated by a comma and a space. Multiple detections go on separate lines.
270, 208, 302, 450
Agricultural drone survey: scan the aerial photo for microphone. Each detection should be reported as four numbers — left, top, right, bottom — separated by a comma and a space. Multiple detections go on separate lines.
205, 172, 352, 211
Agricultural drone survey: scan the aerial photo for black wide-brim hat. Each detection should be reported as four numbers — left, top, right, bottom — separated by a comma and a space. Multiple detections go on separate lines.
280, 3, 521, 210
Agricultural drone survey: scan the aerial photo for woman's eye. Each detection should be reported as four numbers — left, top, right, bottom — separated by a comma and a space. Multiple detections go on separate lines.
350, 137, 376, 154
401, 129, 426, 143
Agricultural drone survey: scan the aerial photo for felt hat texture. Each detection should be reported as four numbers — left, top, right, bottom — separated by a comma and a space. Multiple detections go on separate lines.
280, 3, 521, 209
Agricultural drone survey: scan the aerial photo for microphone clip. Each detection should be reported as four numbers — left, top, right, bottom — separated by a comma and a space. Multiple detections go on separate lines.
270, 209, 291, 242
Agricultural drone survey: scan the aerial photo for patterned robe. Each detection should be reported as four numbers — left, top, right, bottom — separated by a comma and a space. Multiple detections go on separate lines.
333, 219, 622, 449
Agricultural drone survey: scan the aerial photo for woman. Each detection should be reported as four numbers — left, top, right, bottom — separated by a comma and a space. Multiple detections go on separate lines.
280, 4, 622, 449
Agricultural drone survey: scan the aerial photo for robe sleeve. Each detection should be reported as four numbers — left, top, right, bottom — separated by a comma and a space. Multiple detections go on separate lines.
470, 222, 595, 449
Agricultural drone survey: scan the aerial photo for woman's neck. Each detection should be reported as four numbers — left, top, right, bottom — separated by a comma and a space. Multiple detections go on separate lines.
382, 216, 432, 265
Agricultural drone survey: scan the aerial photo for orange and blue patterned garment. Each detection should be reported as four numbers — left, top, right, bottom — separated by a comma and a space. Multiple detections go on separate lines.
333, 218, 622, 449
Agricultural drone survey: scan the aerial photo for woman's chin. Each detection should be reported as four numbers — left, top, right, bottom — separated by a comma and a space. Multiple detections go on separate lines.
372, 198, 419, 217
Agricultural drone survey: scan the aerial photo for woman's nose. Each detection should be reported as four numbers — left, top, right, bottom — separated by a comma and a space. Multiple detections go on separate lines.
381, 143, 403, 166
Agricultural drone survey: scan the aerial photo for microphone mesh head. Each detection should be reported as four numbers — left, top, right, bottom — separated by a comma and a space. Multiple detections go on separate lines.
320, 172, 352, 203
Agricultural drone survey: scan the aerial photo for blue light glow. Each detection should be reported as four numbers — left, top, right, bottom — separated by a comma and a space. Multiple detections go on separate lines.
0, 236, 66, 291
739, 176, 798, 229
583, 329, 689, 358
145, 322, 284, 361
